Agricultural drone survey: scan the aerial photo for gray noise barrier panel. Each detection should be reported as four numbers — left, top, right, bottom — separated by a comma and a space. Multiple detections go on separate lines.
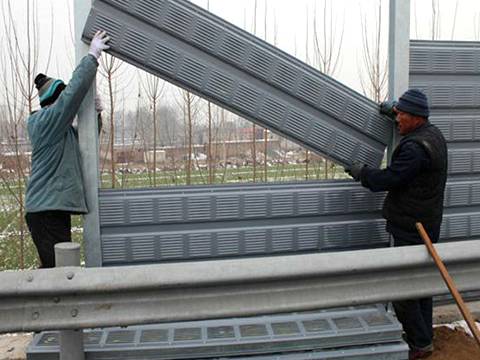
216, 343, 408, 360
27, 305, 405, 360
410, 40, 480, 177
82, 0, 392, 168
99, 179, 480, 265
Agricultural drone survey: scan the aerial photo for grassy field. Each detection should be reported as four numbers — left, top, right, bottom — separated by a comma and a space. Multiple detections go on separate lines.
0, 163, 348, 270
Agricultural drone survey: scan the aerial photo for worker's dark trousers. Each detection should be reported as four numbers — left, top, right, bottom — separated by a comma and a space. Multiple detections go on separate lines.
26, 211, 71, 268
387, 222, 440, 350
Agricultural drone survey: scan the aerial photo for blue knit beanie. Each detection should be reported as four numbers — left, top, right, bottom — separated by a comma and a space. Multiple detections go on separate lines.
395, 89, 430, 118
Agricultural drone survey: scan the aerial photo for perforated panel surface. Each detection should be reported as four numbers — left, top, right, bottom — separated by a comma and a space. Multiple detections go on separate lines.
82, 0, 391, 168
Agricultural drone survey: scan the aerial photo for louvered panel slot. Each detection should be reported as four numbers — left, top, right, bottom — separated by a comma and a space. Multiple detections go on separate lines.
187, 197, 212, 221
272, 61, 299, 92
133, 0, 164, 23
454, 86, 475, 107
216, 195, 241, 219
455, 51, 476, 72
87, 14, 123, 48
448, 151, 473, 174
158, 198, 184, 222
446, 216, 469, 239
163, 4, 191, 38
432, 51, 454, 72
297, 226, 320, 250
99, 201, 125, 225
159, 234, 185, 258
232, 83, 260, 114
297, 191, 320, 215
217, 232, 240, 255
102, 237, 128, 263
332, 132, 358, 161
309, 122, 334, 152
297, 76, 324, 106
283, 110, 309, 138
243, 195, 268, 217
131, 235, 155, 261
271, 193, 294, 217
207, 70, 235, 102
188, 233, 213, 257
258, 97, 287, 127
149, 43, 179, 75
446, 184, 471, 207
452, 120, 476, 141
192, 18, 220, 51
409, 49, 430, 72
470, 214, 480, 235
472, 183, 480, 204
343, 102, 369, 133
348, 190, 377, 212
431, 86, 452, 106
217, 33, 248, 62
324, 192, 346, 214
123, 29, 151, 57
321, 90, 345, 118
129, 199, 154, 223
178, 57, 207, 89
244, 229, 267, 253
246, 48, 273, 79
271, 228, 294, 252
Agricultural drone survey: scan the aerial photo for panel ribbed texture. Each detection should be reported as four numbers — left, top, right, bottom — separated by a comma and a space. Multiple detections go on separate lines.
410, 40, 480, 250
82, 0, 391, 168
410, 41, 480, 74
27, 305, 406, 360
99, 179, 480, 265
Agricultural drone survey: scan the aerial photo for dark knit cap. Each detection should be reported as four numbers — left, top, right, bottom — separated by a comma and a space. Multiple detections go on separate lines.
395, 89, 430, 118
34, 73, 66, 108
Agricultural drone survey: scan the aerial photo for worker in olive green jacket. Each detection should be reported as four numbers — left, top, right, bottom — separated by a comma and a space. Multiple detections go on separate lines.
25, 31, 110, 268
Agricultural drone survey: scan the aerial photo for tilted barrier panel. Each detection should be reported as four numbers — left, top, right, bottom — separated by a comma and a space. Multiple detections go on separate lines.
82, 0, 392, 168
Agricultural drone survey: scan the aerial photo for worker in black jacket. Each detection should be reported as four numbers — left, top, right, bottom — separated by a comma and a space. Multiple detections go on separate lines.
345, 89, 447, 360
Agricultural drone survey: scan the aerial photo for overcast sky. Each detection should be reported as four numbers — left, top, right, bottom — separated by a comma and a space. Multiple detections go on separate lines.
2, 0, 480, 109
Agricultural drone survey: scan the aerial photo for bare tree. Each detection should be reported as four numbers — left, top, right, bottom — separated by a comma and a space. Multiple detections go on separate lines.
141, 73, 165, 187
312, 0, 344, 179
359, 0, 387, 103
431, 0, 441, 40
450, 1, 459, 40
475, 12, 480, 40
0, 0, 54, 269
251, 0, 258, 182
98, 55, 128, 188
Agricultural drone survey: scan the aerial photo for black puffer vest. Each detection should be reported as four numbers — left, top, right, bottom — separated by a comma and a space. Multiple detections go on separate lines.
382, 123, 448, 231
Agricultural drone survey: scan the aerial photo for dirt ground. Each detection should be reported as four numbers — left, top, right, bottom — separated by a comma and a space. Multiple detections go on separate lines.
427, 326, 480, 359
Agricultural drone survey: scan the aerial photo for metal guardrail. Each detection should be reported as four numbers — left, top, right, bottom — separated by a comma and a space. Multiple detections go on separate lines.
2, 239, 480, 333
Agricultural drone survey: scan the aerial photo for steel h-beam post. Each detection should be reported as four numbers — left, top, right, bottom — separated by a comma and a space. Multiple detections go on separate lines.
388, 0, 410, 161
74, 0, 102, 267
55, 243, 85, 360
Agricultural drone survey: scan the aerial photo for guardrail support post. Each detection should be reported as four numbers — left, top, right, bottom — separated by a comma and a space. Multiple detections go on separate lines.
55, 243, 85, 360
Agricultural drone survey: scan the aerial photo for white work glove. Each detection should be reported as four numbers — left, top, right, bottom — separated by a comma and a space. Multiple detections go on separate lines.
89, 30, 110, 59
95, 94, 104, 113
